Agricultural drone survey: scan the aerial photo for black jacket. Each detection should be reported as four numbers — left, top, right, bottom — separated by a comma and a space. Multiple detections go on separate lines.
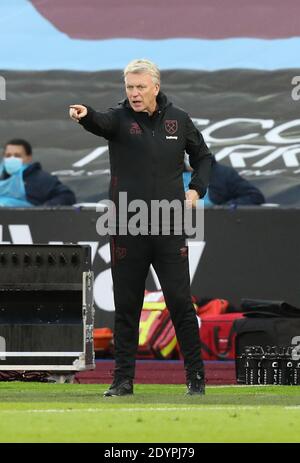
209, 157, 265, 206
79, 92, 212, 207
23, 162, 76, 206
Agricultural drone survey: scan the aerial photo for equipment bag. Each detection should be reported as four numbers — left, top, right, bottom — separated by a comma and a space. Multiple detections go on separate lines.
197, 298, 229, 317
138, 291, 200, 359
151, 318, 177, 359
200, 313, 244, 360
241, 299, 300, 318
138, 291, 176, 359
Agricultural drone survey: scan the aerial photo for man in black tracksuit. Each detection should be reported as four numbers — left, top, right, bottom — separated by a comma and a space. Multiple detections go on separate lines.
70, 59, 212, 396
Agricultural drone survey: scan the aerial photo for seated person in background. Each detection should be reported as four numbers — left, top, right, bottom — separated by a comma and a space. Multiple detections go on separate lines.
0, 139, 76, 207
183, 154, 265, 207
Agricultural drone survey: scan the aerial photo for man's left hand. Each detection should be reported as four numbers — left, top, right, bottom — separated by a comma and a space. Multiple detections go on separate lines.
185, 189, 200, 208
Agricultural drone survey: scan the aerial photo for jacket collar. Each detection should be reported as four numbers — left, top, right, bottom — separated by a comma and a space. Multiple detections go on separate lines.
23, 162, 42, 176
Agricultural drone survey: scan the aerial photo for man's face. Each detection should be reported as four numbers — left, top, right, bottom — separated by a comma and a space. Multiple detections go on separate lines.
3, 144, 32, 164
125, 72, 160, 113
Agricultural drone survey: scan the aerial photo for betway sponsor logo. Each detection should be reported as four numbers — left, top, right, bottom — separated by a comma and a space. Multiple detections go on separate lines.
53, 118, 300, 176
194, 118, 300, 170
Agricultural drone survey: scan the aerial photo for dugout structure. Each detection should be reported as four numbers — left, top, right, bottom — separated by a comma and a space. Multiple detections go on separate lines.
0, 244, 95, 372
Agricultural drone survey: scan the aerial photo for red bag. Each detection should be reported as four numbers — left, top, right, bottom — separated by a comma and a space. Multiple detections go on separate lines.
199, 313, 244, 360
197, 298, 229, 318
151, 319, 177, 359
138, 291, 177, 359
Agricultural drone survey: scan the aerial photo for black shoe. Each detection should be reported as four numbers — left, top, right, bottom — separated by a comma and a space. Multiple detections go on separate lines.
186, 371, 205, 395
103, 377, 133, 397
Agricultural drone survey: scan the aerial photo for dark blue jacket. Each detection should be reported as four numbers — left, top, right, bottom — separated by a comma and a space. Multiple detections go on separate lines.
207, 158, 265, 206
23, 162, 76, 206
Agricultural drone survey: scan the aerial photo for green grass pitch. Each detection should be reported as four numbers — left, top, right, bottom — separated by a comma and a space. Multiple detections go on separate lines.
0, 383, 300, 442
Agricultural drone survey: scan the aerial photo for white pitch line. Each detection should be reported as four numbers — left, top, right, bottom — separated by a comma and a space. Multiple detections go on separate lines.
0, 406, 263, 414
2, 404, 300, 414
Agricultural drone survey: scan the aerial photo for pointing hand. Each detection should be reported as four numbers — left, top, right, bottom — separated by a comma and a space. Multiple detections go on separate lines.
69, 104, 88, 122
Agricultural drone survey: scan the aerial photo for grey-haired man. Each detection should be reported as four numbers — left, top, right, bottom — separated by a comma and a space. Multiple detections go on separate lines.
70, 59, 212, 396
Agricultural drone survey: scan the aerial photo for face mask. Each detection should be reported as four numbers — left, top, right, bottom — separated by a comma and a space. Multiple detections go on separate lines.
3, 157, 23, 175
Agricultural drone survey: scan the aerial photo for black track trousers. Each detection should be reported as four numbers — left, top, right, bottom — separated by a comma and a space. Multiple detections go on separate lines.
110, 233, 205, 380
